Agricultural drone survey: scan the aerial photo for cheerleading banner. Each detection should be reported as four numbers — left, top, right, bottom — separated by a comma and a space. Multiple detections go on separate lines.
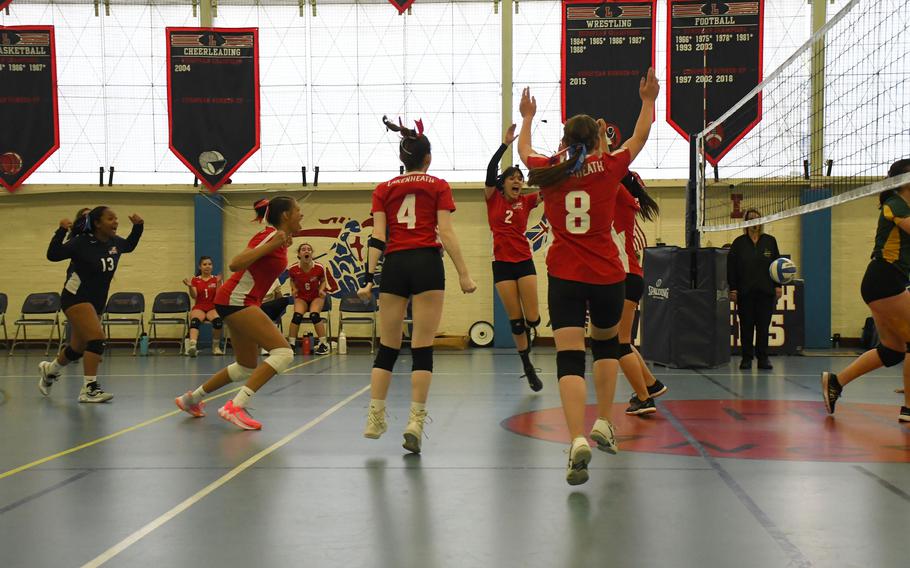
0, 26, 59, 192
667, 0, 763, 165
167, 28, 259, 192
561, 0, 655, 148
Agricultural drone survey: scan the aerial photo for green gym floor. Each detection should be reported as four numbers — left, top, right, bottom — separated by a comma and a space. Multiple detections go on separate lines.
0, 348, 907, 568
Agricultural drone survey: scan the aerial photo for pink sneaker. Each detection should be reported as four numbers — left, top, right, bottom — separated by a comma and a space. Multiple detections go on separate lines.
218, 400, 262, 430
175, 392, 206, 417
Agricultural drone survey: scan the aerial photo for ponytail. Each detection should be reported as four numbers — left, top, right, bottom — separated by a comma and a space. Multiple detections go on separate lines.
383, 115, 432, 171
253, 196, 295, 227
621, 171, 659, 221
528, 144, 588, 188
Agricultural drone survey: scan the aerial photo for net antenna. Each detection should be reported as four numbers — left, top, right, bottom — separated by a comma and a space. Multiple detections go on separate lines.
696, 0, 910, 233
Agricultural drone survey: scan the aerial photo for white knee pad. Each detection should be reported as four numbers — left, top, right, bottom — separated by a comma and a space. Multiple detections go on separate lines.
264, 347, 294, 374
227, 362, 255, 382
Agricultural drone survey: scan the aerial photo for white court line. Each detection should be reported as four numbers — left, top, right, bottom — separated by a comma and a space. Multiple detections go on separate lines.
80, 384, 370, 568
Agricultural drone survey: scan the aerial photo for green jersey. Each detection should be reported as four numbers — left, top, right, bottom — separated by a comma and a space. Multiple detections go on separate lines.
872, 195, 910, 276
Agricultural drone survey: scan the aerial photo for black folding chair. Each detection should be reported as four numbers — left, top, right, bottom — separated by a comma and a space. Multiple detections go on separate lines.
148, 292, 191, 354
9, 292, 62, 356
338, 295, 378, 353
101, 292, 146, 355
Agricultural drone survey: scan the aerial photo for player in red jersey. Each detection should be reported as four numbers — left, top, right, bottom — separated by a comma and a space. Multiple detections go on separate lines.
613, 172, 667, 415
182, 256, 223, 357
175, 197, 302, 430
358, 116, 477, 454
518, 68, 659, 485
484, 124, 543, 391
287, 243, 329, 355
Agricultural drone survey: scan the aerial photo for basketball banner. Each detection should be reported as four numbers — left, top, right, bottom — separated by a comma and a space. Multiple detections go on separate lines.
167, 28, 259, 192
666, 0, 763, 165
561, 0, 655, 148
0, 26, 58, 192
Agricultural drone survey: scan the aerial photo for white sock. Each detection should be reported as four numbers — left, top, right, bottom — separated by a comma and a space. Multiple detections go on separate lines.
573, 436, 588, 447
232, 386, 255, 408
48, 358, 66, 375
369, 399, 386, 412
83, 375, 97, 387
189, 339, 197, 346
190, 386, 207, 404
319, 336, 327, 345
410, 401, 426, 413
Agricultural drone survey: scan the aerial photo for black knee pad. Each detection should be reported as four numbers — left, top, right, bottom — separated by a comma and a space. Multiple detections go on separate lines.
526, 316, 541, 329
373, 343, 400, 372
211, 317, 223, 330
310, 312, 322, 325
592, 337, 620, 361
411, 346, 434, 372
85, 339, 105, 355
63, 345, 83, 361
291, 312, 304, 325
877, 343, 904, 367
556, 350, 586, 380
189, 318, 202, 330
619, 342, 634, 358
510, 318, 526, 336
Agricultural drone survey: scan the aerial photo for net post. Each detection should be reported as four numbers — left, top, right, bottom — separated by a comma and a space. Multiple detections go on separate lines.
686, 136, 700, 248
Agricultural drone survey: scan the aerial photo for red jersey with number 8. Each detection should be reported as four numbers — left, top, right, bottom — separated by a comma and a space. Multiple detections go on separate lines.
372, 173, 457, 254
190, 276, 219, 312
486, 191, 540, 262
526, 149, 631, 285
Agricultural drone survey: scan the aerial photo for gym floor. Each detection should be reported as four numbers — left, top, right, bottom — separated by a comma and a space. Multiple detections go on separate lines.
0, 348, 907, 568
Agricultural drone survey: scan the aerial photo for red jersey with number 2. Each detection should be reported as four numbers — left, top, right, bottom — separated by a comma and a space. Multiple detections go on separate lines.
191, 276, 219, 312
526, 149, 631, 285
215, 227, 288, 307
613, 183, 643, 276
486, 191, 540, 262
371, 173, 456, 254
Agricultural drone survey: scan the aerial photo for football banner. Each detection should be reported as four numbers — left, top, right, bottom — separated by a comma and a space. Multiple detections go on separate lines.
666, 0, 763, 165
0, 26, 59, 192
562, 0, 656, 148
167, 28, 259, 192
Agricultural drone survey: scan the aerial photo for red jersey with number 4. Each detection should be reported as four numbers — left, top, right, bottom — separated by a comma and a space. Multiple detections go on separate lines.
527, 149, 631, 285
486, 191, 540, 262
289, 262, 326, 302
215, 227, 288, 307
191, 276, 219, 312
371, 173, 456, 254
613, 183, 643, 276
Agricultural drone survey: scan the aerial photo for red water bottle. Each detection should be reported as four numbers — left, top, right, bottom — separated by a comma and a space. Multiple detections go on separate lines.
301, 335, 311, 356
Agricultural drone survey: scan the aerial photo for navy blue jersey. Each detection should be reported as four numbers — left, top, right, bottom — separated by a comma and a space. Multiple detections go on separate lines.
47, 224, 143, 303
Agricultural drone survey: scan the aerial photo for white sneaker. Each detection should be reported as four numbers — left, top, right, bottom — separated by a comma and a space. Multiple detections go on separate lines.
566, 438, 593, 486
38, 361, 58, 396
403, 408, 429, 454
590, 418, 618, 454
79, 381, 113, 403
314, 342, 330, 356
212, 345, 224, 356
186, 340, 197, 358
364, 407, 388, 439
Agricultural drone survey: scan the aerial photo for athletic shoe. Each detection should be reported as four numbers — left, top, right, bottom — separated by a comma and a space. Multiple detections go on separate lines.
403, 408, 429, 454
899, 406, 909, 423
38, 361, 58, 396
314, 342, 330, 356
757, 358, 773, 370
647, 379, 668, 398
212, 345, 224, 356
590, 418, 618, 454
625, 396, 657, 416
565, 438, 592, 486
363, 407, 388, 439
821, 372, 843, 414
218, 400, 262, 430
739, 358, 752, 370
522, 365, 543, 392
175, 392, 206, 417
186, 340, 197, 358
78, 382, 113, 403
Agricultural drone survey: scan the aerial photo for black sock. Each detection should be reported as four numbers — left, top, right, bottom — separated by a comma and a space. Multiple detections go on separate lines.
519, 348, 532, 369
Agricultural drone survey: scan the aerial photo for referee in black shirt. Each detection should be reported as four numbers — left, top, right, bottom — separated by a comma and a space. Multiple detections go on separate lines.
728, 209, 782, 370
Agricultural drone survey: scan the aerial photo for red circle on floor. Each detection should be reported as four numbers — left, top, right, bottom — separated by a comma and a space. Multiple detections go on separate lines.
501, 400, 910, 463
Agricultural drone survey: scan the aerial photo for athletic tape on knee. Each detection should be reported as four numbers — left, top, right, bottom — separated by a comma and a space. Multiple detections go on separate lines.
877, 343, 904, 367
211, 317, 223, 330
63, 345, 83, 361
556, 350, 586, 380
85, 339, 105, 355
189, 318, 202, 330
309, 312, 322, 325
510, 318, 526, 336
411, 346, 434, 372
291, 312, 304, 325
526, 316, 541, 329
618, 343, 634, 358
227, 362, 255, 382
264, 347, 294, 374
592, 337, 620, 361
373, 344, 400, 372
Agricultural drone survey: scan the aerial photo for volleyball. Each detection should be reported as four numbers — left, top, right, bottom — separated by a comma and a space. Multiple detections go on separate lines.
769, 257, 797, 284
198, 150, 226, 176
0, 152, 23, 176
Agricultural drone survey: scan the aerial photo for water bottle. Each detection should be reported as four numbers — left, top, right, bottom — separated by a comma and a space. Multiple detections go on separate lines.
139, 333, 149, 356
302, 334, 311, 356
338, 331, 348, 355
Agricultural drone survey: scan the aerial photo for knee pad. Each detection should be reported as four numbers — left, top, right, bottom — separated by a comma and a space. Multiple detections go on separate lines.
309, 312, 322, 325
264, 347, 294, 374
190, 318, 202, 330
85, 339, 105, 355
291, 312, 304, 325
411, 346, 434, 372
510, 318, 526, 336
526, 316, 541, 329
618, 342, 634, 358
592, 337, 620, 361
556, 350, 586, 380
876, 343, 905, 367
373, 343, 400, 372
227, 362, 255, 382
63, 345, 83, 361
211, 317, 223, 330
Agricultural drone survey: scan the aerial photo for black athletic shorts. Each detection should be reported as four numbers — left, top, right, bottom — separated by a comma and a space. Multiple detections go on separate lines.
625, 273, 644, 303
215, 304, 251, 320
61, 290, 105, 315
861, 259, 909, 304
380, 247, 445, 298
492, 259, 537, 284
548, 274, 625, 330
